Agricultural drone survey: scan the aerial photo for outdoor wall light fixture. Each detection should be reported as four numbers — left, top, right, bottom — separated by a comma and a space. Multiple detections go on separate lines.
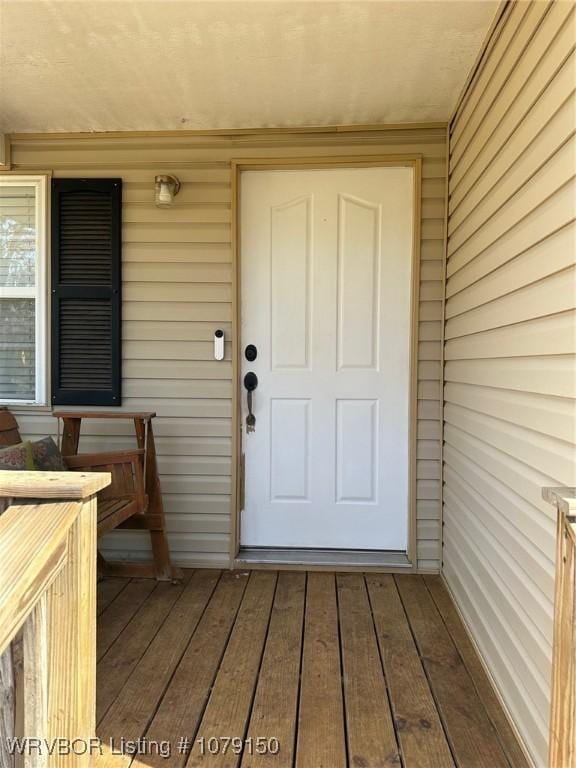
154, 174, 180, 207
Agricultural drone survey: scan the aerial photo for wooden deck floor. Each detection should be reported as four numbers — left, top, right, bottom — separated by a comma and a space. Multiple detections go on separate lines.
95, 570, 529, 768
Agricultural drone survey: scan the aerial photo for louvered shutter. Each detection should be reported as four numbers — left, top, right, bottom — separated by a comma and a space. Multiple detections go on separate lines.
51, 179, 122, 406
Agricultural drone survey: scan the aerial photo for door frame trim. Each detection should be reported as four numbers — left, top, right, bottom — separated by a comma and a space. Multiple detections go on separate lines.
230, 155, 422, 568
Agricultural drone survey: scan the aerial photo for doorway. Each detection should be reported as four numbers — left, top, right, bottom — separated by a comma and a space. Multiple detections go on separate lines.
238, 164, 416, 555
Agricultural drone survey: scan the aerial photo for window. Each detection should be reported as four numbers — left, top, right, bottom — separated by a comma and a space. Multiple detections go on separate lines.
0, 176, 47, 404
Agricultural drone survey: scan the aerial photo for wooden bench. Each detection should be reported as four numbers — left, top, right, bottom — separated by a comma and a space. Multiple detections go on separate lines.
64, 449, 147, 536
0, 408, 180, 581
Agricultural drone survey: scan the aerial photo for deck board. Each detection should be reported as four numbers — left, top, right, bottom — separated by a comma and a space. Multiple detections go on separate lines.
145, 570, 250, 768
366, 573, 454, 768
98, 570, 219, 768
187, 571, 277, 768
97, 578, 156, 660
97, 573, 192, 723
395, 575, 510, 768
337, 573, 399, 767
296, 573, 346, 768
241, 571, 305, 768
423, 575, 532, 768
97, 577, 129, 616
95, 570, 528, 768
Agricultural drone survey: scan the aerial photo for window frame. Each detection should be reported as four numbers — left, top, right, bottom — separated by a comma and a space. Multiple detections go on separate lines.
0, 174, 48, 406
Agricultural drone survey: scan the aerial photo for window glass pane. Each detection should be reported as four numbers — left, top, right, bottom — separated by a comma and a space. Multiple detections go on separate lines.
0, 185, 36, 287
0, 298, 36, 400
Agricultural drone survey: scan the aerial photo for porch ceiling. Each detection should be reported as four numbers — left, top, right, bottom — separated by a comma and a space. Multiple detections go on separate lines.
0, 0, 498, 134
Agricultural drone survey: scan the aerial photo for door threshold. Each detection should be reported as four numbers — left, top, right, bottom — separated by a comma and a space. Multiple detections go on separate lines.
235, 547, 411, 569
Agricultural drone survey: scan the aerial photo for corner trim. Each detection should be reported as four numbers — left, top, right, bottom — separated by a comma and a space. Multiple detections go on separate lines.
448, 1, 513, 128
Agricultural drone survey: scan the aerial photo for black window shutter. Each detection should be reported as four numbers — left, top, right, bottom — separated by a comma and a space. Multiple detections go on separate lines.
51, 178, 122, 406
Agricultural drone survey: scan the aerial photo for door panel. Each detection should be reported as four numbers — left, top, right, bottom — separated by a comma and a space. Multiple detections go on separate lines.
240, 167, 414, 550
270, 398, 311, 501
337, 194, 381, 370
270, 196, 311, 370
336, 399, 378, 503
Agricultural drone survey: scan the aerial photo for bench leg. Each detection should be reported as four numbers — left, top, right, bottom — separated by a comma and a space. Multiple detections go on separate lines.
134, 418, 180, 581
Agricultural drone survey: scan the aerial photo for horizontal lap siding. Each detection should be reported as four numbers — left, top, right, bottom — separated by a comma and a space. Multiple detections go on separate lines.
10, 126, 446, 569
444, 1, 576, 765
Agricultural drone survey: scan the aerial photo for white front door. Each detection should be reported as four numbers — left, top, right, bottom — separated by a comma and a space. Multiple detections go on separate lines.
240, 166, 414, 550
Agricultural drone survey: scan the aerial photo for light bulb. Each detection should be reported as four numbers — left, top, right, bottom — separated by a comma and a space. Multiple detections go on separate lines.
158, 181, 173, 205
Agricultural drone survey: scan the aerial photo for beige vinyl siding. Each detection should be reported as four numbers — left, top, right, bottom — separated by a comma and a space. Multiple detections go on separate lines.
8, 125, 446, 569
443, 1, 576, 765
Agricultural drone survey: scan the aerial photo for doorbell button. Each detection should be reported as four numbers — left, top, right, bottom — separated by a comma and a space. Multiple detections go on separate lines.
214, 329, 224, 360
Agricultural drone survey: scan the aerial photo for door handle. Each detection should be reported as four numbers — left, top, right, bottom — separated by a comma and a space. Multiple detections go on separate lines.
244, 372, 258, 432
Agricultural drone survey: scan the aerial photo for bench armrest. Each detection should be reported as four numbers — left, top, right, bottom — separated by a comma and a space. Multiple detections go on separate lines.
65, 450, 147, 510
65, 449, 145, 469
